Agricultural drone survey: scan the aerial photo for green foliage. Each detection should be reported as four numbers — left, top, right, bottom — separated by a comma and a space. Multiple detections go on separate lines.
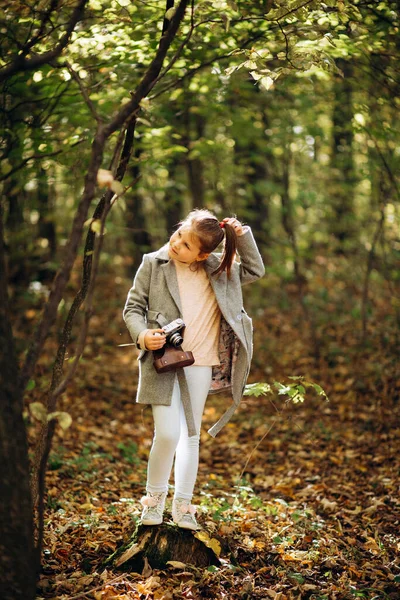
244, 377, 328, 404
117, 441, 140, 465
48, 441, 114, 477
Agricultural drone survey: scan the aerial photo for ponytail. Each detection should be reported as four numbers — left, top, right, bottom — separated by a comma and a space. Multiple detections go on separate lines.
179, 209, 239, 278
212, 222, 237, 279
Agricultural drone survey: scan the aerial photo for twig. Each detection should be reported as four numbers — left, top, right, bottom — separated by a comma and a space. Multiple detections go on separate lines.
265, 0, 316, 22
237, 419, 278, 485
361, 125, 400, 200
24, 0, 60, 51
66, 62, 102, 123
278, 21, 300, 70
51, 197, 112, 400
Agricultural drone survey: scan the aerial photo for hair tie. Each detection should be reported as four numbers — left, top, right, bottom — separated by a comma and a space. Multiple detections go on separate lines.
219, 222, 225, 228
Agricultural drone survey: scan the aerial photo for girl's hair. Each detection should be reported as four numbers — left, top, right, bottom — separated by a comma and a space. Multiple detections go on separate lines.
179, 209, 237, 278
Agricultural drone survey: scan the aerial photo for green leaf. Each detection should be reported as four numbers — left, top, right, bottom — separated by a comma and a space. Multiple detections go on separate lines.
273, 535, 283, 543
288, 572, 305, 584
259, 75, 275, 90
243, 382, 272, 397
26, 379, 36, 391
274, 382, 292, 395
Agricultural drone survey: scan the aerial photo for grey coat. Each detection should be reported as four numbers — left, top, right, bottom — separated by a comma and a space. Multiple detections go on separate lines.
123, 227, 265, 437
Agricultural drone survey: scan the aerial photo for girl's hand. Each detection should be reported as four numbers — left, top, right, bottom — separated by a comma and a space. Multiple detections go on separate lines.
145, 329, 166, 350
222, 217, 245, 236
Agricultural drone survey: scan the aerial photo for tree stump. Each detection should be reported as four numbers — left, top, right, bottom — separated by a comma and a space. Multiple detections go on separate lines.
107, 523, 221, 573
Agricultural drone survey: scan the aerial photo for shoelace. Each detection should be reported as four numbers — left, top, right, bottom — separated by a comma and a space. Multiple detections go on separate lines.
174, 500, 197, 522
140, 494, 164, 516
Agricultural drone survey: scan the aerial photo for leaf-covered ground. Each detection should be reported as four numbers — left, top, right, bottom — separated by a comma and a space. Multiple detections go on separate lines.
24, 265, 400, 600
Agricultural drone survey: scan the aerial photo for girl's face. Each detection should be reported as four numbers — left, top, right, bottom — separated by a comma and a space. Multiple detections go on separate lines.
168, 227, 209, 264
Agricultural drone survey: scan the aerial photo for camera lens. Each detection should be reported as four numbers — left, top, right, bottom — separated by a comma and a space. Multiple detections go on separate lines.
169, 332, 183, 347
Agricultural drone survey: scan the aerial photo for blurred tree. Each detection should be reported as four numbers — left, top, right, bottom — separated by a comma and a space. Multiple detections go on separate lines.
330, 58, 356, 249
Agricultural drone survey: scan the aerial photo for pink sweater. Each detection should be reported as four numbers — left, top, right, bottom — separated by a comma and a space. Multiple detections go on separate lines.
174, 260, 221, 366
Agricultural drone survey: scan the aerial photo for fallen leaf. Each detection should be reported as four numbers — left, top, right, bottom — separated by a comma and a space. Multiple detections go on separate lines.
166, 560, 187, 569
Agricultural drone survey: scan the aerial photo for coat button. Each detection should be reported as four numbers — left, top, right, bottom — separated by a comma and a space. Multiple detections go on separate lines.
236, 313, 242, 321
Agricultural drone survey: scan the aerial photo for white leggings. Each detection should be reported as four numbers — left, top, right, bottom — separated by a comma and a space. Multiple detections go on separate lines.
146, 365, 212, 501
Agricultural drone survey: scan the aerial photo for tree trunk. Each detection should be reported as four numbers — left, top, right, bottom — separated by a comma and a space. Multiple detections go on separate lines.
183, 105, 205, 207
0, 203, 36, 600
243, 140, 271, 248
330, 58, 356, 250
164, 154, 185, 234
280, 139, 320, 360
230, 76, 271, 249
4, 172, 29, 284
126, 147, 152, 271
37, 163, 57, 262
108, 524, 221, 573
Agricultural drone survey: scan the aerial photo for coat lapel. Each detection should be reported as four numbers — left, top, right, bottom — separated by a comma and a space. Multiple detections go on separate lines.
156, 246, 183, 313
161, 261, 182, 313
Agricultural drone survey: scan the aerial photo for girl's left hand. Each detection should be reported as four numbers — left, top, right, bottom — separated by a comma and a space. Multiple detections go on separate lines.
222, 217, 244, 236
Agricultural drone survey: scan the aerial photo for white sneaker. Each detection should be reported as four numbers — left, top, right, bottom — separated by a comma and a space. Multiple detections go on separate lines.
140, 491, 167, 526
172, 498, 198, 530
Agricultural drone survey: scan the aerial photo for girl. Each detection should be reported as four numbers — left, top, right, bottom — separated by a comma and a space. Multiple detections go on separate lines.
123, 209, 264, 530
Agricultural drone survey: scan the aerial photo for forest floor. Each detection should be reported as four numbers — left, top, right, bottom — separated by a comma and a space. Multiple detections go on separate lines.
23, 261, 400, 600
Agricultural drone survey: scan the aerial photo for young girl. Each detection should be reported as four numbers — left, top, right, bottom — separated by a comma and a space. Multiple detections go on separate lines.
123, 209, 264, 530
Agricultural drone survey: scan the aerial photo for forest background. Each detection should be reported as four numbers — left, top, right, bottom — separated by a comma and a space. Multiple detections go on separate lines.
0, 1, 399, 599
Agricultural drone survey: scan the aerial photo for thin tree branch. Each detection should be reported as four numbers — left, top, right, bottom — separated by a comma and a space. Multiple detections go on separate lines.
0, 150, 63, 182
31, 7, 187, 537
363, 128, 400, 200
35, 192, 112, 565
25, 0, 60, 51
149, 30, 268, 101
152, 0, 196, 89
66, 61, 102, 123
19, 0, 189, 392
100, 0, 190, 140
0, 0, 89, 83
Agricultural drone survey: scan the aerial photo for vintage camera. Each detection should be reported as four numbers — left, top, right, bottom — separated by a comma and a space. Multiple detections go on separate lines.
162, 318, 186, 347
153, 318, 194, 373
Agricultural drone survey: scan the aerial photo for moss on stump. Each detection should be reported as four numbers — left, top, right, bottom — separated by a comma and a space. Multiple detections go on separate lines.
106, 523, 221, 573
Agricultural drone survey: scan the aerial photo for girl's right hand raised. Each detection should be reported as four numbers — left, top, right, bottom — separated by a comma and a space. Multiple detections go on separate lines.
144, 329, 166, 350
